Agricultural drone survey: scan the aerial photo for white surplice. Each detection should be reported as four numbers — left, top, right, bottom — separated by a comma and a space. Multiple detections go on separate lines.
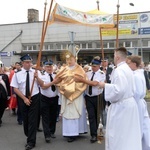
104, 62, 142, 150
133, 69, 150, 150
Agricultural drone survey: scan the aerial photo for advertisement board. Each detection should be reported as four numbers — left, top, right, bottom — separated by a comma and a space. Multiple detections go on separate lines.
102, 13, 139, 36
138, 13, 150, 35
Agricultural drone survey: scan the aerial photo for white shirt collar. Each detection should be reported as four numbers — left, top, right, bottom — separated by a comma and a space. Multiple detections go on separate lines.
22, 67, 32, 73
117, 61, 126, 67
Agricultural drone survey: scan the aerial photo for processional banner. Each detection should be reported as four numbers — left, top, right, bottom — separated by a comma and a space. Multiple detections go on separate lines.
50, 3, 114, 28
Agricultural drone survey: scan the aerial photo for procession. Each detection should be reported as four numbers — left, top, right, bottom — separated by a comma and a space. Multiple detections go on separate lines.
0, 0, 150, 150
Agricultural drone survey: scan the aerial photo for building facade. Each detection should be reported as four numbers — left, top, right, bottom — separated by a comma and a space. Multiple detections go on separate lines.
0, 11, 150, 66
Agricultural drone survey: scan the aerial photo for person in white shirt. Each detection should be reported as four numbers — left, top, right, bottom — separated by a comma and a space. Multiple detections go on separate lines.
75, 56, 105, 143
38, 61, 59, 143
99, 47, 142, 150
127, 55, 150, 150
10, 54, 43, 150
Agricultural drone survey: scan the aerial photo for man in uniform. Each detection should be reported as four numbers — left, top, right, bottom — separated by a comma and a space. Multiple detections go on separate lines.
38, 60, 59, 143
99, 47, 142, 150
75, 56, 105, 143
11, 54, 42, 150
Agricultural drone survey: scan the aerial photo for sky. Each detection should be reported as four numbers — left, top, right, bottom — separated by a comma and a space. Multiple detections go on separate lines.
0, 0, 149, 24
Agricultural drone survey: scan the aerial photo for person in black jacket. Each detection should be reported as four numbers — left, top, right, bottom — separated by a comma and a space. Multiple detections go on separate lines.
143, 62, 150, 91
0, 61, 11, 127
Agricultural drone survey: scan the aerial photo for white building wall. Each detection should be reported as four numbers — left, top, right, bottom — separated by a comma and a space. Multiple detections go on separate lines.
0, 21, 149, 65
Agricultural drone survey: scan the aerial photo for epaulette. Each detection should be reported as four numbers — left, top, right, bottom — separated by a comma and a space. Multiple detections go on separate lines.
40, 70, 45, 75
99, 70, 104, 74
15, 69, 21, 73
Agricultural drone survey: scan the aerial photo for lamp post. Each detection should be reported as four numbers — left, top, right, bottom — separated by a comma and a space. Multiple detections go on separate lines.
68, 31, 76, 56
96, 0, 100, 11
129, 3, 143, 60
68, 31, 76, 48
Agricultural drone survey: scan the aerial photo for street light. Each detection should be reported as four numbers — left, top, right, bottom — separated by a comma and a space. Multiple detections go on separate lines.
116, 0, 120, 48
129, 3, 143, 60
129, 3, 134, 6
68, 31, 76, 51
96, 0, 100, 10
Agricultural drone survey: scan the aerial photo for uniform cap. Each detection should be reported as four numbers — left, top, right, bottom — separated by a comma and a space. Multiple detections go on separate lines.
20, 54, 32, 62
91, 56, 101, 66
44, 60, 53, 66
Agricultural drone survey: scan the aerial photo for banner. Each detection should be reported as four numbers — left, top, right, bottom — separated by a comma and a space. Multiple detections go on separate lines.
102, 13, 139, 36
50, 4, 114, 27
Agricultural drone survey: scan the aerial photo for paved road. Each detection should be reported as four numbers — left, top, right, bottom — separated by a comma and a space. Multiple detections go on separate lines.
1, 102, 150, 150
0, 110, 105, 150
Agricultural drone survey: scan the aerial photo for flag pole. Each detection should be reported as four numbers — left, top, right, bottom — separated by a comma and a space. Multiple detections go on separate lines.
37, 0, 54, 68
96, 0, 104, 62
36, 0, 48, 68
29, 0, 54, 101
116, 0, 120, 49
99, 27, 104, 62
96, 0, 105, 143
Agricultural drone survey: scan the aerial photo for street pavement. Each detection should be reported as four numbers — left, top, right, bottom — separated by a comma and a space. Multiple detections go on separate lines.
1, 102, 150, 150
0, 110, 105, 150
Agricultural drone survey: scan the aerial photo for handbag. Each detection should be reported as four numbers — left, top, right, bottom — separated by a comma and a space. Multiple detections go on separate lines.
9, 96, 17, 109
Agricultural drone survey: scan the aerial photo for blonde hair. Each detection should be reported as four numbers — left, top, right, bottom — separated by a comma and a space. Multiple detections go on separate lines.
129, 55, 141, 67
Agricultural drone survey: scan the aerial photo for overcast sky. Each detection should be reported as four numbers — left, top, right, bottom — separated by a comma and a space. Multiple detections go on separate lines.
0, 0, 149, 24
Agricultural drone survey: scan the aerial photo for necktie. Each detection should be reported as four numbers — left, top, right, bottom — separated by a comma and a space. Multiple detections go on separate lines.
88, 72, 95, 95
49, 74, 56, 92
26, 71, 30, 98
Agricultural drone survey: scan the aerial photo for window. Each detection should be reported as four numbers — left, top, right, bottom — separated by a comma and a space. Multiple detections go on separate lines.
109, 42, 114, 48
50, 44, 54, 49
44, 45, 50, 50
32, 45, 36, 50
143, 40, 148, 47
96, 42, 100, 48
27, 46, 32, 50
22, 45, 28, 50
22, 44, 37, 51
103, 42, 107, 48
56, 43, 61, 49
88, 43, 92, 48
125, 41, 130, 47
132, 41, 138, 47
62, 43, 67, 49
82, 43, 86, 48
119, 41, 124, 47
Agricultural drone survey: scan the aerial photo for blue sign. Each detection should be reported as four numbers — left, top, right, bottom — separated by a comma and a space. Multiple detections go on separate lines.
138, 27, 150, 35
0, 52, 12, 57
140, 14, 149, 23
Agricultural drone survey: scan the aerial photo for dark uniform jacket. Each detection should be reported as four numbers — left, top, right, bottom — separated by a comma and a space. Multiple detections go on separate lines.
0, 74, 10, 104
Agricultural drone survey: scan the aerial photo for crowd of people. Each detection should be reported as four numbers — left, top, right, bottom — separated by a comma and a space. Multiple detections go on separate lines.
0, 47, 150, 150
